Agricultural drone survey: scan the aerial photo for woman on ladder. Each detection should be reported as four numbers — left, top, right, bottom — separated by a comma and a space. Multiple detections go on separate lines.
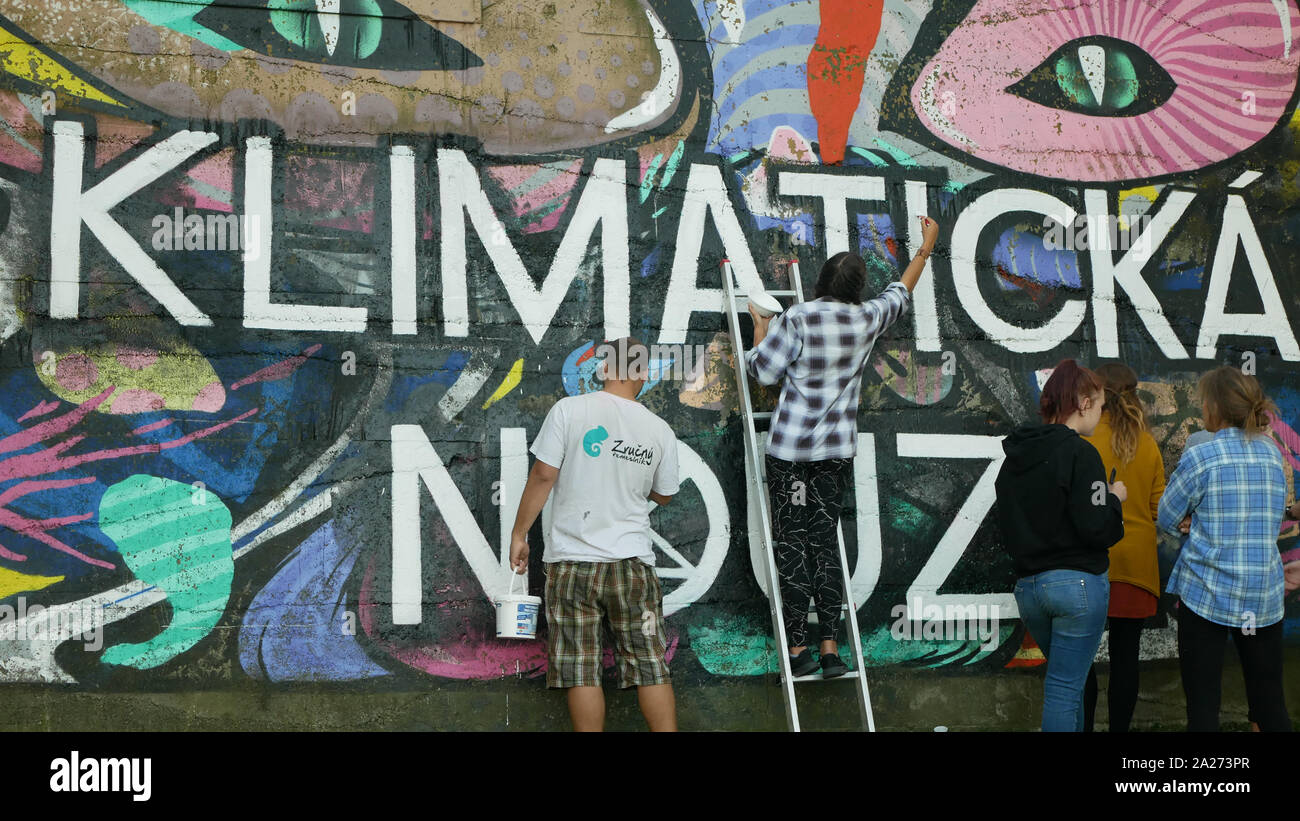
745, 215, 939, 678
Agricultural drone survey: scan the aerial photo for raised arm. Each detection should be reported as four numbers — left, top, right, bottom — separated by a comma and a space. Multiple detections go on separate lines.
899, 215, 939, 292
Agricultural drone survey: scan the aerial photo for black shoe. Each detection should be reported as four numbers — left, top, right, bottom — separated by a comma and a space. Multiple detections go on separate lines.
789, 648, 818, 677
820, 653, 849, 679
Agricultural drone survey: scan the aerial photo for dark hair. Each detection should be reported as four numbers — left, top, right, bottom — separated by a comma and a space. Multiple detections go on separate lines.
1039, 359, 1103, 424
813, 252, 866, 303
1196, 366, 1275, 435
1094, 362, 1147, 464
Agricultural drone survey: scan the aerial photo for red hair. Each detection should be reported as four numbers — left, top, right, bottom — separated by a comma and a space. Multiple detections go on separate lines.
1039, 359, 1103, 423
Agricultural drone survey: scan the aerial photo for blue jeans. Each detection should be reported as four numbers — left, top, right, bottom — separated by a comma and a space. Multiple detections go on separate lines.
1014, 569, 1109, 732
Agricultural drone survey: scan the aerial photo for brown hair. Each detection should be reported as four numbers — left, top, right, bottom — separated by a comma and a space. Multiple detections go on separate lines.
1039, 359, 1103, 424
1095, 362, 1147, 464
1196, 366, 1275, 434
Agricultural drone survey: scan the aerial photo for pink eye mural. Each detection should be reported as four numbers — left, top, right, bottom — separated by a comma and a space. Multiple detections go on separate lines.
908, 0, 1300, 182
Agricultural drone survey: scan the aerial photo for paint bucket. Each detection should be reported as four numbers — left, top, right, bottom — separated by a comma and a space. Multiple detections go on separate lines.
496, 572, 541, 640
747, 290, 783, 318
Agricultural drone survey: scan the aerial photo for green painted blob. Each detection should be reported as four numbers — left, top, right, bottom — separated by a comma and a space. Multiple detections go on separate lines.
269, 0, 383, 60
123, 0, 244, 52
1055, 54, 1097, 108
639, 153, 664, 204
660, 140, 687, 189
270, 0, 323, 53
689, 613, 1017, 674
886, 497, 930, 538
1103, 51, 1138, 109
98, 475, 234, 670
687, 613, 777, 676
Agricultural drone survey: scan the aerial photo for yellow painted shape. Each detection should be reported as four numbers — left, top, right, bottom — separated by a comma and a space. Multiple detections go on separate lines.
1117, 185, 1159, 231
0, 22, 125, 108
482, 358, 524, 409
0, 566, 63, 599
35, 342, 224, 414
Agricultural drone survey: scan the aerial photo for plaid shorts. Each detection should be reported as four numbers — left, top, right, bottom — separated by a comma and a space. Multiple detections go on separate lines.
543, 558, 671, 689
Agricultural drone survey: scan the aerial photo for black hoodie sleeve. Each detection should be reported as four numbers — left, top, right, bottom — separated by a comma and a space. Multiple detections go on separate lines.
1065, 440, 1124, 551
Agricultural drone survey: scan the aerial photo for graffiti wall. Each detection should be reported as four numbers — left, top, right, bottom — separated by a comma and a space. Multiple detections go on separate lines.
0, 0, 1297, 694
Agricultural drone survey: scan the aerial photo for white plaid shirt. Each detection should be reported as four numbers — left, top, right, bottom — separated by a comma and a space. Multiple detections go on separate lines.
744, 283, 912, 462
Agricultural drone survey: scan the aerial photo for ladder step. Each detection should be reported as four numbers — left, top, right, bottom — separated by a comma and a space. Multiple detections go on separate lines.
753, 411, 772, 421
792, 671, 860, 684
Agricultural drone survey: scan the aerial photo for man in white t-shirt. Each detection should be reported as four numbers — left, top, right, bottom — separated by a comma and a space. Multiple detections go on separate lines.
508, 337, 680, 731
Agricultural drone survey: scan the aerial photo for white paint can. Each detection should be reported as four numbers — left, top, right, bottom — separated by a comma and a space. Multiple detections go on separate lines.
496, 571, 542, 640
747, 290, 783, 318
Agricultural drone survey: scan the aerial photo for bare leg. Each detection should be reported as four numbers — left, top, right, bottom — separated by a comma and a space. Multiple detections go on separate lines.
820, 639, 838, 656
567, 686, 605, 732
637, 683, 678, 732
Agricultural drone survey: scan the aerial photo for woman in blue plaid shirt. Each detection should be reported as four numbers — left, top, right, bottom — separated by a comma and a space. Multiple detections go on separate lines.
1156, 367, 1291, 731
745, 216, 938, 678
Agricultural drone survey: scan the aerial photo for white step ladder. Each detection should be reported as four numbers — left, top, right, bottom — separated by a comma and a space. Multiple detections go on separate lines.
721, 259, 876, 733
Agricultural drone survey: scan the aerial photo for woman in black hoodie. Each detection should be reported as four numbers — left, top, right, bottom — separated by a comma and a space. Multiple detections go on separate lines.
995, 359, 1126, 731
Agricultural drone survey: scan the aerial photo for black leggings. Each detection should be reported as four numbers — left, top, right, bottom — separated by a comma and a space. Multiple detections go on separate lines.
1083, 617, 1145, 732
1177, 606, 1291, 732
765, 455, 853, 647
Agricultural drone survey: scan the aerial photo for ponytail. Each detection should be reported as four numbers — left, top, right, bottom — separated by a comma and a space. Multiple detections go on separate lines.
1196, 366, 1276, 435
1095, 362, 1147, 464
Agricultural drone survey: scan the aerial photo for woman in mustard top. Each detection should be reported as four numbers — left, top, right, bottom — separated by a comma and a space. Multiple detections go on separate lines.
1082, 363, 1166, 731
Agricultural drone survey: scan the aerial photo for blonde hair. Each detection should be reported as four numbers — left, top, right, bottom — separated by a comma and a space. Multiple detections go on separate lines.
1095, 362, 1147, 465
1196, 366, 1275, 435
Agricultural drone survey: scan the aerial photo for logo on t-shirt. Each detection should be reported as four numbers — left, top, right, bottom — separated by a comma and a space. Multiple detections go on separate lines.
610, 438, 655, 466
582, 425, 608, 457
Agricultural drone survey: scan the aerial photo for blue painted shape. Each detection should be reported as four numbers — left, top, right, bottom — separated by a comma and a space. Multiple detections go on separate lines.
238, 520, 389, 681
992, 227, 1081, 290
1155, 261, 1204, 291
385, 350, 470, 412
640, 245, 663, 278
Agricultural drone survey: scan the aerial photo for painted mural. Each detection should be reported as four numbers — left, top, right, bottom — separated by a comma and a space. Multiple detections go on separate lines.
0, 0, 1296, 691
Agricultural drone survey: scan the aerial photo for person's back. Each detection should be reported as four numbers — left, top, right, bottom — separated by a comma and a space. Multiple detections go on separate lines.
996, 422, 1123, 578
1161, 428, 1286, 625
508, 337, 680, 732
752, 285, 909, 462
1085, 416, 1163, 597
1155, 365, 1290, 732
995, 359, 1124, 732
535, 390, 677, 564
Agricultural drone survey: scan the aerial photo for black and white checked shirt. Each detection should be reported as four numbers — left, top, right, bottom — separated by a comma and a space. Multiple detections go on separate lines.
743, 282, 912, 462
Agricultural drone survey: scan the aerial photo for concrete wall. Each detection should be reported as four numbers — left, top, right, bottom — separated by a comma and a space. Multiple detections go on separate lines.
0, 0, 1297, 727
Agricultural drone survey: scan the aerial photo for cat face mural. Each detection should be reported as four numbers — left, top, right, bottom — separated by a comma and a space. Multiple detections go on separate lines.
884, 0, 1300, 182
